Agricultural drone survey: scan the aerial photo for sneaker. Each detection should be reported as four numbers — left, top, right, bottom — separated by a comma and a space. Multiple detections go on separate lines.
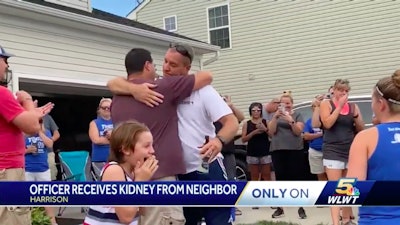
272, 207, 284, 218
252, 207, 259, 209
340, 216, 356, 221
270, 207, 277, 209
235, 208, 242, 216
298, 207, 307, 219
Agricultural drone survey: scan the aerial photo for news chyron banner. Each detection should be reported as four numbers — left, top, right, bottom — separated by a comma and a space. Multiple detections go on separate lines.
0, 179, 397, 206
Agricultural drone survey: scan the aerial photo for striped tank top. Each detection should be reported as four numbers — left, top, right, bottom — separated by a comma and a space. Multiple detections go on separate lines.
83, 162, 139, 225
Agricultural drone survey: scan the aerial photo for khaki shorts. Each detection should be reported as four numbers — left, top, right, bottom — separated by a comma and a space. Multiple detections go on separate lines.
139, 176, 185, 225
0, 168, 31, 225
308, 148, 324, 174
48, 152, 58, 181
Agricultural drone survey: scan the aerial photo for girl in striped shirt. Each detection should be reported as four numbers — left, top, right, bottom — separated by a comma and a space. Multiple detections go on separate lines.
84, 121, 159, 225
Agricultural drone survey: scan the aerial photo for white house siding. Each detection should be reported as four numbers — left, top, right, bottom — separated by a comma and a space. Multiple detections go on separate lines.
131, 0, 400, 115
0, 12, 201, 92
45, 0, 91, 12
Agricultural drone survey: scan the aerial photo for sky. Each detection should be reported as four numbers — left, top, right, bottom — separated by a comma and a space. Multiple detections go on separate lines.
91, 0, 138, 17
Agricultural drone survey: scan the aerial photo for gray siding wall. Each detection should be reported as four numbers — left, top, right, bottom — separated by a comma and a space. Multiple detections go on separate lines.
133, 0, 400, 115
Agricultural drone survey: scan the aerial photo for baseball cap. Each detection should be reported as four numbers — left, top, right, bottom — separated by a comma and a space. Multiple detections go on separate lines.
0, 46, 14, 59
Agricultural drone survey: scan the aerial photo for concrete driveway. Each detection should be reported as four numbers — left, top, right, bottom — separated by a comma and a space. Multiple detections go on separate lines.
56, 206, 360, 225
234, 207, 359, 225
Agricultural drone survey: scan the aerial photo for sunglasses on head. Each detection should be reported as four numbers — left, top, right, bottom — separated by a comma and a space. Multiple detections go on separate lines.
169, 43, 193, 63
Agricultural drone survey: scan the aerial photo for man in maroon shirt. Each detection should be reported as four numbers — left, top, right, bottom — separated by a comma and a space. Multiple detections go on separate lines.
110, 48, 213, 225
0, 45, 53, 224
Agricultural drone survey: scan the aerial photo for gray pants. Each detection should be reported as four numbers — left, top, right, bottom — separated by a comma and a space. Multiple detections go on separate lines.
222, 153, 236, 181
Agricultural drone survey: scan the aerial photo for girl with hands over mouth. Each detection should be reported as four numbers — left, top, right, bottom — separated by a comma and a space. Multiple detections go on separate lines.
84, 121, 158, 225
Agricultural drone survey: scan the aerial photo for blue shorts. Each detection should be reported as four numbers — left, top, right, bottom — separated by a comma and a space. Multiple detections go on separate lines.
178, 157, 233, 225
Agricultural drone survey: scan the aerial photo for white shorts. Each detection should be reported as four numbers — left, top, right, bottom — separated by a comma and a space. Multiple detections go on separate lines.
246, 155, 272, 165
308, 148, 324, 174
323, 159, 348, 170
25, 169, 51, 181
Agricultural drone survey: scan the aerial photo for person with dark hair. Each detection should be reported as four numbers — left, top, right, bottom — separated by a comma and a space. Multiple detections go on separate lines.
24, 119, 57, 225
241, 102, 271, 185
215, 95, 244, 181
109, 48, 213, 225
347, 70, 400, 225
214, 95, 244, 217
0, 45, 53, 224
108, 44, 239, 225
84, 121, 158, 225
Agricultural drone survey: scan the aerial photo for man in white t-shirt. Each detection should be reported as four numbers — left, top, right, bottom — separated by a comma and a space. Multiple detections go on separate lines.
107, 44, 239, 225
165, 44, 239, 225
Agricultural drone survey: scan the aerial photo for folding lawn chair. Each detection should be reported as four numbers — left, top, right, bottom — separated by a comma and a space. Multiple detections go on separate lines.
57, 150, 95, 216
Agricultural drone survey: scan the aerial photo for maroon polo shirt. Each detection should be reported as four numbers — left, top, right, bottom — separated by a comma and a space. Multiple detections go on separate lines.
111, 75, 195, 179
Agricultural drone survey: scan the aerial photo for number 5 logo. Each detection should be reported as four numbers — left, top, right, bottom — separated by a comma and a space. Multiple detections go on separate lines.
335, 178, 357, 195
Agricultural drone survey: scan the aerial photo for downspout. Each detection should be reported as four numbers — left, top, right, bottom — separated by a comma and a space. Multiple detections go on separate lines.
202, 51, 220, 67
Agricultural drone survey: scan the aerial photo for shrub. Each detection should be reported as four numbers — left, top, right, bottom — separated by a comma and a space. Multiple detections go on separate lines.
31, 207, 51, 225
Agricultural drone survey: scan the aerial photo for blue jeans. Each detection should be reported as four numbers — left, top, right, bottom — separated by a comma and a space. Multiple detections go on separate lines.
178, 157, 233, 225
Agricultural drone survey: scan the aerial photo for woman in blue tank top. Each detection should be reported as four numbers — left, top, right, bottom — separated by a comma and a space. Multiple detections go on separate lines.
89, 98, 113, 176
347, 70, 400, 225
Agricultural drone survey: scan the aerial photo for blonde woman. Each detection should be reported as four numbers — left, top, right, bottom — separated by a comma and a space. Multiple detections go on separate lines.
268, 93, 306, 219
88, 98, 113, 178
320, 79, 364, 225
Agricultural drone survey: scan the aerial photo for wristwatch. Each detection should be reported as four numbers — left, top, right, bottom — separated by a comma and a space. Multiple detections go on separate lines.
216, 135, 226, 145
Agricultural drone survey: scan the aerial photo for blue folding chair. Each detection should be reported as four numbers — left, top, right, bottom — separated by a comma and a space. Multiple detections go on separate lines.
57, 150, 95, 216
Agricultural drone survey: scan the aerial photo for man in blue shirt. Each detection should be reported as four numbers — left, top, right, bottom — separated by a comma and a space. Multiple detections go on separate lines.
303, 98, 327, 181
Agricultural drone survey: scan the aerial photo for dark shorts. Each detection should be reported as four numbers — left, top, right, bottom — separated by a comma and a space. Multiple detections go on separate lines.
222, 153, 236, 181
178, 157, 233, 225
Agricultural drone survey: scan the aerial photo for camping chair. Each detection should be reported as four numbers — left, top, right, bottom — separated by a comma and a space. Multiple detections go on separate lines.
57, 150, 95, 216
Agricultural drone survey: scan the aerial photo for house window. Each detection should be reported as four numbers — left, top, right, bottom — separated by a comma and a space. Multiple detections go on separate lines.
208, 4, 231, 49
164, 16, 177, 32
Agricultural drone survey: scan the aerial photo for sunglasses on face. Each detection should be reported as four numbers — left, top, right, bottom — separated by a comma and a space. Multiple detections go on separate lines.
100, 106, 110, 111
252, 109, 261, 112
169, 43, 193, 63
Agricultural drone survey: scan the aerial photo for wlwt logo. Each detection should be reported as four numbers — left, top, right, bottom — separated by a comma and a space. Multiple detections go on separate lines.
327, 178, 360, 205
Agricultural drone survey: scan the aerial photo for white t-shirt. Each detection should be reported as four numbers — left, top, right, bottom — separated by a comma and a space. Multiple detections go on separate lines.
177, 85, 233, 173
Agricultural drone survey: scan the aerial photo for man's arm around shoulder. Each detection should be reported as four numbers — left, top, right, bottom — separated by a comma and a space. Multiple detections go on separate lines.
192, 71, 213, 91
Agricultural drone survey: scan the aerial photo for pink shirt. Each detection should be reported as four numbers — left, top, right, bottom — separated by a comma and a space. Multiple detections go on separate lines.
0, 86, 25, 169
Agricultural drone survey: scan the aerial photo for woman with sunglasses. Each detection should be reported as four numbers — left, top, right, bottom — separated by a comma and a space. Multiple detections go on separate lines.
241, 102, 271, 191
89, 98, 113, 178
347, 71, 400, 225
